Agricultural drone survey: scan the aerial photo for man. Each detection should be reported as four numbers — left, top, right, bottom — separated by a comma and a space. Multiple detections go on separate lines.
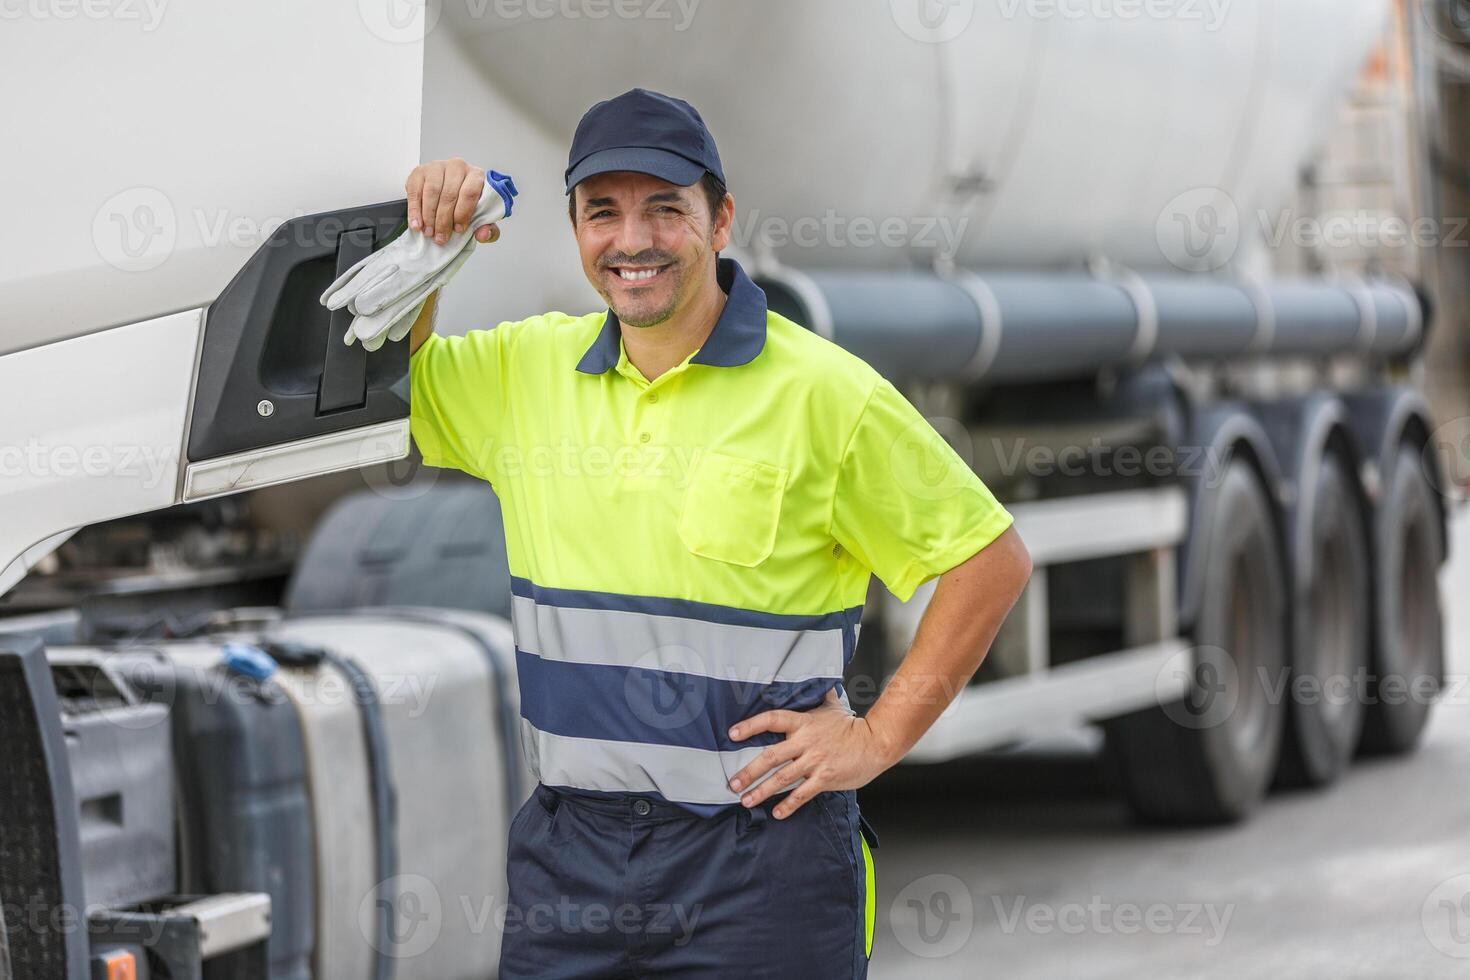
405, 88, 1031, 978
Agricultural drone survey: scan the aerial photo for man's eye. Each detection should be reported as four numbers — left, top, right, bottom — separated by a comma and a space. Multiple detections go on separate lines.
589, 210, 614, 220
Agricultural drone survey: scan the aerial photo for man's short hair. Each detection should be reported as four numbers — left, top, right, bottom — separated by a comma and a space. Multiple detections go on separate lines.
568, 172, 728, 227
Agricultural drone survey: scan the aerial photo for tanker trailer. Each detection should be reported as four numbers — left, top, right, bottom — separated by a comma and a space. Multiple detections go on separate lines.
442, 0, 1456, 820
1, 1, 1465, 977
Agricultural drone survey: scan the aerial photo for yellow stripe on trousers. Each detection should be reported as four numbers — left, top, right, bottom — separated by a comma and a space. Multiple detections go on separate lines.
862, 834, 875, 958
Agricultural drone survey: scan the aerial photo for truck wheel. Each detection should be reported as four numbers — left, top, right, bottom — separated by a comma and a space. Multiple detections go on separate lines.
1104, 459, 1288, 824
1358, 444, 1444, 754
1274, 453, 1370, 787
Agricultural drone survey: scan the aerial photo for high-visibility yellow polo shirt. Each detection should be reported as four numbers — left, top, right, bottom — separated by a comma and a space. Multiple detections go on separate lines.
408, 257, 1013, 812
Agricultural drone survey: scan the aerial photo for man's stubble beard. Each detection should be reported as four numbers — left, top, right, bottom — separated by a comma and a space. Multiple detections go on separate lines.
609, 261, 688, 329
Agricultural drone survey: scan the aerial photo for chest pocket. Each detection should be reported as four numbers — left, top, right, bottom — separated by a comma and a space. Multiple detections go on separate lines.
677, 450, 789, 567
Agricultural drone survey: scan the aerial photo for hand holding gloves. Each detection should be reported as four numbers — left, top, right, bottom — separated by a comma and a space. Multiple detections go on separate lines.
321, 169, 516, 351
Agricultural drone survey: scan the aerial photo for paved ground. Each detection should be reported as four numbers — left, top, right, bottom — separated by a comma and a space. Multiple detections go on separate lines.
861, 509, 1470, 979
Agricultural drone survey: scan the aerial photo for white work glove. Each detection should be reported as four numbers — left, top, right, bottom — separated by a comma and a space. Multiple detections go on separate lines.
321, 169, 516, 349
345, 241, 477, 352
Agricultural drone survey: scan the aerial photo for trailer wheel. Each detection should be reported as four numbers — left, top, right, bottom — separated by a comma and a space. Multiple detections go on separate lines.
1274, 452, 1371, 787
1358, 444, 1444, 754
1104, 458, 1288, 824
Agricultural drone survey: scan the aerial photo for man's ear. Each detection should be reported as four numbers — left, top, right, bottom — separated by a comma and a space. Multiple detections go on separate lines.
711, 192, 735, 250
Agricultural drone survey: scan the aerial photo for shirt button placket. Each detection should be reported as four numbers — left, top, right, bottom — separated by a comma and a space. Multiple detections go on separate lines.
638, 385, 660, 445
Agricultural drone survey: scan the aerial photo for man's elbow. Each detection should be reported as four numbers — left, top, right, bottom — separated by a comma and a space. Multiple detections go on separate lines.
1000, 525, 1033, 598
969, 525, 1031, 603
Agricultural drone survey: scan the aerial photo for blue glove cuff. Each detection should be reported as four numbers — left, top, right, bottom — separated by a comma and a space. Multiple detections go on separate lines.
487, 169, 519, 219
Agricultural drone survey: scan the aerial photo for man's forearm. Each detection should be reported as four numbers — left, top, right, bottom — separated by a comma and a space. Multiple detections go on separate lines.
861, 526, 1032, 766
408, 289, 440, 355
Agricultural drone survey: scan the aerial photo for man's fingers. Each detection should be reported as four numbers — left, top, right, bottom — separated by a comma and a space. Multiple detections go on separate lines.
433, 160, 468, 244
453, 171, 485, 232
406, 168, 426, 231
772, 782, 820, 820
409, 159, 492, 241
728, 710, 800, 741
728, 743, 798, 795
419, 167, 445, 238
739, 761, 806, 809
474, 223, 500, 244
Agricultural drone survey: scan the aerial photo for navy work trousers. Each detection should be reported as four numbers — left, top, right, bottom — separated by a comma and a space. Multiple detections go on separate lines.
499, 783, 877, 978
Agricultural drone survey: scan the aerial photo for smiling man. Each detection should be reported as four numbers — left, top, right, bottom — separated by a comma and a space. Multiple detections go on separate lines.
404, 88, 1031, 978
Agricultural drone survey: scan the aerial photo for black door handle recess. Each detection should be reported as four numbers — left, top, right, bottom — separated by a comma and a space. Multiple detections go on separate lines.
319, 226, 377, 413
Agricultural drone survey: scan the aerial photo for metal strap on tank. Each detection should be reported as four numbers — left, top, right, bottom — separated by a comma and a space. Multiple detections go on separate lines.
1240, 277, 1277, 353
1341, 276, 1379, 352
322, 652, 397, 980
761, 263, 835, 340
322, 607, 526, 817
1111, 268, 1160, 365
939, 266, 1003, 381
1392, 276, 1423, 351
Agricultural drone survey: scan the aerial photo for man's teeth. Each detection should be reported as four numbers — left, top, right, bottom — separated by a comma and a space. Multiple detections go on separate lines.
617, 267, 663, 282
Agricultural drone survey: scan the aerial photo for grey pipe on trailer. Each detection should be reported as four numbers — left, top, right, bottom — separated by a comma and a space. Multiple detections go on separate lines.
755, 268, 1426, 385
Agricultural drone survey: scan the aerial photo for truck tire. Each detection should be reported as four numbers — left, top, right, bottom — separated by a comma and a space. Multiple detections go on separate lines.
1358, 444, 1445, 754
1104, 459, 1288, 824
1274, 452, 1371, 787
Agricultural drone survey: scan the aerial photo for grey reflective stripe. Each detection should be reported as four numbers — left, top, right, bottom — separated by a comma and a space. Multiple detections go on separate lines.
511, 593, 845, 684
523, 720, 788, 806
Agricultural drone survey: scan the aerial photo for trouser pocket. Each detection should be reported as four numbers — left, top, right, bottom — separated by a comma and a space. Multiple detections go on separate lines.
859, 811, 880, 851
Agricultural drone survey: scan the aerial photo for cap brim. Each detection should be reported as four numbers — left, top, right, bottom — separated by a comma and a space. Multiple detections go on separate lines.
565, 146, 706, 194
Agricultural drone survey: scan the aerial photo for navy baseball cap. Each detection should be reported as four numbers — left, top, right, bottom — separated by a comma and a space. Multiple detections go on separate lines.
565, 88, 726, 195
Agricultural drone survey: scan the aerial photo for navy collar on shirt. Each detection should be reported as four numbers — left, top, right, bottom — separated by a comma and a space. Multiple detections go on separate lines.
575, 256, 768, 374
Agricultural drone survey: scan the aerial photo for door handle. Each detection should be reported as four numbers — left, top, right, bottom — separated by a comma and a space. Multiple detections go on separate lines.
319, 226, 377, 413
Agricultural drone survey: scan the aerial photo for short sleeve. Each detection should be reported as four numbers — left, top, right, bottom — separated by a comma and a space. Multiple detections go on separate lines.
829, 377, 1014, 602
408, 326, 512, 480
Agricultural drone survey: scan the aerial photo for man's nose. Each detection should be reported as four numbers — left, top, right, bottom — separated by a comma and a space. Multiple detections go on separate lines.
611, 214, 657, 259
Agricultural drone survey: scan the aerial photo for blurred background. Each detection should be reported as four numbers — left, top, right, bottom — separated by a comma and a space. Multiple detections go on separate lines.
3, 0, 1470, 977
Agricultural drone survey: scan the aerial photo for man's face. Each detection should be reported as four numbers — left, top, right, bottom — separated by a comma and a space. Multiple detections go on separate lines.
572, 171, 731, 329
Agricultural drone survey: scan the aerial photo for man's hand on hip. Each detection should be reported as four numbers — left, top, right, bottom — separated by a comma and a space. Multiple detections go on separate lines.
726, 688, 898, 819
